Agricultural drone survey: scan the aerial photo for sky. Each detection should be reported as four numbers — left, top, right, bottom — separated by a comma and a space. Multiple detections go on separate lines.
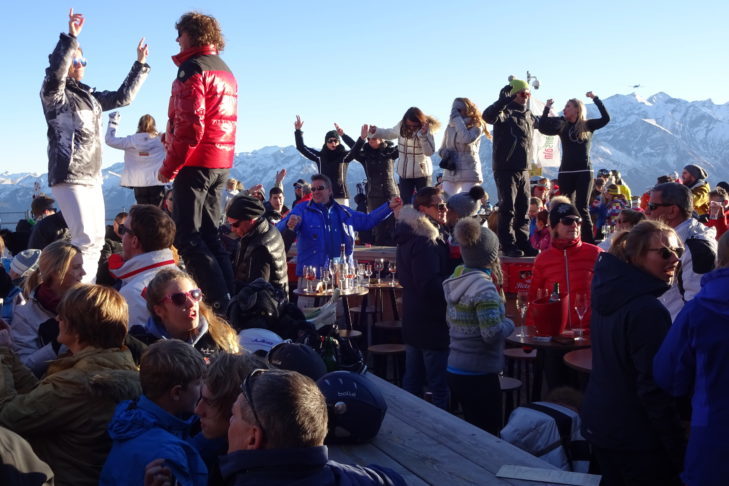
3, 0, 728, 175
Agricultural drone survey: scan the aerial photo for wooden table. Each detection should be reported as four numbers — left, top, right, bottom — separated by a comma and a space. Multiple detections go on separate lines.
329, 374, 560, 485
563, 348, 593, 374
507, 327, 592, 400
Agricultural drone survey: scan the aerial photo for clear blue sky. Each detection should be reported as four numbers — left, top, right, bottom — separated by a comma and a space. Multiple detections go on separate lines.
3, 0, 727, 175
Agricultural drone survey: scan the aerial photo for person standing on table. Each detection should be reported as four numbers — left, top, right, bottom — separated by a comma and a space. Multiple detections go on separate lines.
369, 107, 440, 203
395, 187, 452, 410
157, 12, 237, 314
42, 9, 150, 283
443, 218, 513, 434
276, 174, 401, 278
653, 231, 729, 486
294, 117, 362, 206
538, 92, 610, 244
439, 97, 490, 197
482, 79, 541, 258
582, 220, 686, 486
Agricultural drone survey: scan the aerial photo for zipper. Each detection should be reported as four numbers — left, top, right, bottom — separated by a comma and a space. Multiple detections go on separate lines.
563, 248, 572, 327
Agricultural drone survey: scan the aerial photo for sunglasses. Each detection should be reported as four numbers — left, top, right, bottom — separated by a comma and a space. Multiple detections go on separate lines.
72, 57, 87, 67
311, 185, 327, 192
163, 288, 203, 306
326, 139, 339, 144
647, 246, 685, 260
648, 202, 674, 211
241, 369, 268, 432
118, 223, 133, 236
430, 203, 447, 211
560, 216, 582, 225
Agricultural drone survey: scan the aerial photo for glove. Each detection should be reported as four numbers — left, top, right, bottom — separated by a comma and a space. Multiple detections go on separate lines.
499, 84, 514, 99
109, 111, 121, 124
38, 317, 61, 355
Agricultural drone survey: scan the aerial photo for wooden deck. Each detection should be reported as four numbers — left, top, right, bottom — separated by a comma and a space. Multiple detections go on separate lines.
329, 374, 563, 486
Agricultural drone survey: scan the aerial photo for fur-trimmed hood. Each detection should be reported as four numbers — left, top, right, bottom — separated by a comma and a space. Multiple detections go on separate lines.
395, 205, 440, 242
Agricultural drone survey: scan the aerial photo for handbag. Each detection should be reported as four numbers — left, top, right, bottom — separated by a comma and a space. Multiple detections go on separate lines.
439, 149, 457, 171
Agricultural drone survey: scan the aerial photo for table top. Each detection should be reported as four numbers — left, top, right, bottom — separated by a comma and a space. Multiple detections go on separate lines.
506, 326, 592, 350
364, 281, 402, 289
353, 246, 396, 262
563, 348, 593, 373
329, 374, 560, 486
293, 286, 369, 297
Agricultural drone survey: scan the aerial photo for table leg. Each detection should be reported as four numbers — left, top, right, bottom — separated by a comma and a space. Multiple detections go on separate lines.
533, 349, 545, 401
389, 287, 399, 320
342, 296, 353, 331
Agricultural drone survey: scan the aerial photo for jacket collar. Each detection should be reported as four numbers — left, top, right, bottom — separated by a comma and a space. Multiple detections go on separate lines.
172, 45, 218, 66
111, 249, 176, 280
219, 446, 328, 479
397, 205, 440, 242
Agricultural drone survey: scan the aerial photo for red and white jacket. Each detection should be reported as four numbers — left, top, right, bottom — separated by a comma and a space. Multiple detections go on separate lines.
161, 45, 238, 180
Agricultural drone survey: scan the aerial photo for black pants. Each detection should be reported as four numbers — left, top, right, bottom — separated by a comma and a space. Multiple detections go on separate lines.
398, 177, 429, 204
173, 167, 234, 310
493, 170, 530, 251
368, 196, 396, 246
448, 372, 502, 435
592, 446, 683, 486
133, 185, 166, 207
558, 171, 595, 243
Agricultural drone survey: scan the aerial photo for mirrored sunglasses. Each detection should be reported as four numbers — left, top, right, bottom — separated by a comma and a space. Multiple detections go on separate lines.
163, 288, 203, 306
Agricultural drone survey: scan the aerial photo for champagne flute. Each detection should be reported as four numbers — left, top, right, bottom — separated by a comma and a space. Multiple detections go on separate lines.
515, 291, 529, 338
374, 259, 384, 285
329, 258, 339, 288
364, 263, 373, 284
573, 293, 589, 341
320, 266, 330, 293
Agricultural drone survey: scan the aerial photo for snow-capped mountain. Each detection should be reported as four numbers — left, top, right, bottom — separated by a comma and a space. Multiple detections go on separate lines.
2, 92, 728, 227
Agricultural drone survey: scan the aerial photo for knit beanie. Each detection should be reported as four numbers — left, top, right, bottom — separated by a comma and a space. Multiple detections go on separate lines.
509, 79, 529, 96
454, 218, 499, 268
683, 164, 708, 181
226, 195, 265, 220
324, 130, 340, 143
549, 200, 581, 227
10, 249, 41, 278
447, 186, 486, 218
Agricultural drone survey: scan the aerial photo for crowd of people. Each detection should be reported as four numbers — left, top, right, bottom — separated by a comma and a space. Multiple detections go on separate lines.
0, 6, 727, 486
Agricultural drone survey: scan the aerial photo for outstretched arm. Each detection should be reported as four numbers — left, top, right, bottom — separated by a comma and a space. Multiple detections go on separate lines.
586, 92, 610, 131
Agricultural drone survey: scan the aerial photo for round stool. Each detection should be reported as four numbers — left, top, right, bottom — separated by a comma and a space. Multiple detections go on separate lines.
372, 320, 402, 347
338, 329, 363, 339
504, 347, 537, 404
499, 375, 523, 427
367, 343, 406, 386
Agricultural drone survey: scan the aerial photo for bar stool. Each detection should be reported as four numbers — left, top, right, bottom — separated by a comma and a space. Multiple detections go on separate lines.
499, 375, 523, 426
504, 347, 537, 404
371, 320, 402, 347
367, 343, 405, 386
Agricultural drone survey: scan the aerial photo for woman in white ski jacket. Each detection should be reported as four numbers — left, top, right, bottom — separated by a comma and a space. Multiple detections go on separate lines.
106, 113, 166, 206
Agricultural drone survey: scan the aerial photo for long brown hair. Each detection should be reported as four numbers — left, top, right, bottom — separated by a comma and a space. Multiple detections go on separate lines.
454, 97, 491, 140
399, 107, 441, 138
137, 114, 158, 136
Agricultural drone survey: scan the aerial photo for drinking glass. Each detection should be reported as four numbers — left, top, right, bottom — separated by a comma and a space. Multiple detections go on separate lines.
329, 258, 339, 288
374, 259, 384, 285
346, 262, 357, 291
303, 265, 316, 293
364, 263, 373, 284
515, 291, 529, 338
388, 261, 398, 286
320, 266, 330, 293
573, 293, 589, 341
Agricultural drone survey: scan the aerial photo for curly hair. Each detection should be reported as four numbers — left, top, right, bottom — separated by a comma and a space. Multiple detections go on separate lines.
399, 107, 441, 138
176, 12, 225, 50
454, 97, 491, 140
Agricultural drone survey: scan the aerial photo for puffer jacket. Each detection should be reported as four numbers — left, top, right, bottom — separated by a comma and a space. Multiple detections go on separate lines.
658, 217, 716, 321
41, 33, 150, 186
130, 315, 223, 363
160, 45, 237, 180
343, 135, 399, 200
688, 179, 710, 215
443, 265, 514, 373
654, 267, 729, 486
295, 130, 360, 199
233, 217, 289, 294
395, 206, 450, 350
482, 97, 538, 172
582, 253, 685, 471
105, 123, 165, 187
110, 249, 178, 329
101, 395, 207, 486
0, 346, 141, 486
277, 199, 392, 276
439, 111, 484, 184
372, 123, 436, 179
527, 238, 602, 328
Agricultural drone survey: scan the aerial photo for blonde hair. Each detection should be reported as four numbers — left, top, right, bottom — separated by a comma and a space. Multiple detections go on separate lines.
455, 97, 491, 140
57, 284, 128, 349
24, 240, 80, 295
146, 269, 239, 354
564, 99, 589, 142
137, 114, 158, 135
609, 220, 680, 265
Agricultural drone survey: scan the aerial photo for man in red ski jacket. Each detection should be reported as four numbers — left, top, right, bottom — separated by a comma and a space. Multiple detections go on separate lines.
158, 12, 238, 312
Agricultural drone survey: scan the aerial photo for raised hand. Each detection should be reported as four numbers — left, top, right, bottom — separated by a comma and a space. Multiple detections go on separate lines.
586, 91, 596, 99
68, 8, 85, 37
360, 124, 369, 140
109, 111, 121, 123
420, 121, 430, 135
545, 99, 554, 109
499, 84, 513, 99
137, 37, 149, 64
389, 196, 404, 218
287, 214, 301, 231
334, 123, 344, 136
275, 168, 287, 185
368, 125, 377, 135
294, 115, 304, 130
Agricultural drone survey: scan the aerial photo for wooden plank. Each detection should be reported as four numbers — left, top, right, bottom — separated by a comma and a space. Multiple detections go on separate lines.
328, 442, 429, 486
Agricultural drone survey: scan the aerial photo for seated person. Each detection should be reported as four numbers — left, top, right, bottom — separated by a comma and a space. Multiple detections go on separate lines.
0, 284, 140, 485
501, 387, 590, 472
130, 269, 239, 360
101, 340, 207, 486
219, 368, 406, 485
1, 248, 41, 323
11, 240, 84, 376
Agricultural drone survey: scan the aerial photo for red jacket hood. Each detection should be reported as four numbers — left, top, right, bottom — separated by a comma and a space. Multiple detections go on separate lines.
172, 45, 219, 66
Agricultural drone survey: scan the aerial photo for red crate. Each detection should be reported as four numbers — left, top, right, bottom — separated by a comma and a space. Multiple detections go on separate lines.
501, 261, 534, 294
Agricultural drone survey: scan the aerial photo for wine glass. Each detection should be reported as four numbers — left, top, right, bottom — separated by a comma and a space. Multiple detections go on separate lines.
515, 291, 529, 338
363, 263, 373, 284
303, 265, 316, 293
329, 258, 339, 288
573, 293, 589, 341
374, 259, 384, 285
320, 266, 330, 293
388, 261, 398, 286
